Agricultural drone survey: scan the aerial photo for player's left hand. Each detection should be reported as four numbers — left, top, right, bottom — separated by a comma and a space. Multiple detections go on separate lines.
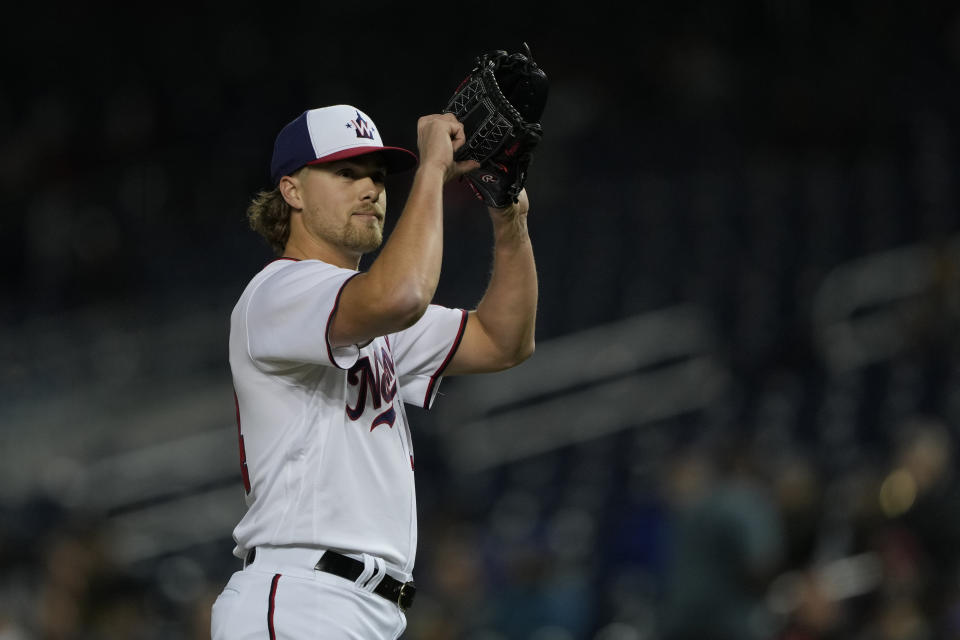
444, 45, 547, 209
489, 188, 529, 221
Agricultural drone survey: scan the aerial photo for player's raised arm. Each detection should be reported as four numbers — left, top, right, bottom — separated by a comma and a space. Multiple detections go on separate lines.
328, 114, 479, 347
434, 44, 544, 375
445, 188, 538, 375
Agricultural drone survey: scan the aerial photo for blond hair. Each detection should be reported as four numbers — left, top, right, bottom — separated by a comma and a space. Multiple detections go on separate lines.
246, 187, 291, 256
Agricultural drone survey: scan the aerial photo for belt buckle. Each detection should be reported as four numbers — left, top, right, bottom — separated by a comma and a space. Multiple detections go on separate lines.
396, 582, 416, 611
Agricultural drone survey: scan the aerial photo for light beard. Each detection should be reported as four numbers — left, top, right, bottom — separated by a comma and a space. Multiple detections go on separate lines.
302, 207, 384, 256
339, 216, 383, 253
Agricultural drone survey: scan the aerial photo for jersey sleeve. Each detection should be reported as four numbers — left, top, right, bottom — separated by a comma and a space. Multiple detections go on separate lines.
388, 305, 468, 409
246, 260, 361, 371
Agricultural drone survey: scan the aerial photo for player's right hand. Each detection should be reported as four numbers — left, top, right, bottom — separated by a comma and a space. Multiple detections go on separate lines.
416, 113, 480, 182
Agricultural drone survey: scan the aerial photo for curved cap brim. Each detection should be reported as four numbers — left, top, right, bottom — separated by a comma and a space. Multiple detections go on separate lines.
307, 145, 419, 174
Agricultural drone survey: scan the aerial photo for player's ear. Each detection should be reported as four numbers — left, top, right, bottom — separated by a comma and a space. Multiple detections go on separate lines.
278, 174, 304, 210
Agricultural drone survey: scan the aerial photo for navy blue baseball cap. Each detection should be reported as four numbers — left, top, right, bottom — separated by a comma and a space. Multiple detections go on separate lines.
270, 105, 419, 185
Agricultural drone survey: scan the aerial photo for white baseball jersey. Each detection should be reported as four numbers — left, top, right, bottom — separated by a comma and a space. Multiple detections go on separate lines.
228, 258, 467, 581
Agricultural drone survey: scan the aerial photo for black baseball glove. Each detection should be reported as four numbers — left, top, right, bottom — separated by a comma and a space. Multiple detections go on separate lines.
443, 43, 548, 208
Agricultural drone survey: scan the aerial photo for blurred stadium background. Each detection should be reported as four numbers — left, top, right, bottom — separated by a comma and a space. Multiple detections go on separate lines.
3, 1, 960, 638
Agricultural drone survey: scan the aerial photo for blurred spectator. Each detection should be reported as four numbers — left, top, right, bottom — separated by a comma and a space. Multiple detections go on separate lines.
35, 514, 111, 639
660, 441, 785, 640
772, 453, 825, 575
878, 416, 960, 638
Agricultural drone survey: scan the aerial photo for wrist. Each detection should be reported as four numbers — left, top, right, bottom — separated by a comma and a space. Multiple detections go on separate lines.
492, 211, 529, 243
489, 202, 528, 226
416, 161, 447, 181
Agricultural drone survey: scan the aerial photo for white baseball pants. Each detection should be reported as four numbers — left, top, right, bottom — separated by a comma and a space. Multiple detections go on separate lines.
211, 547, 407, 639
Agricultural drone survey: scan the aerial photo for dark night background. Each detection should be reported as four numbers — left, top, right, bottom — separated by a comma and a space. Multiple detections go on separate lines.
2, 2, 960, 638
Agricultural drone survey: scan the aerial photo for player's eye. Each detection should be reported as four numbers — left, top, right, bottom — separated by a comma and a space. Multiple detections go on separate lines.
336, 167, 355, 178
372, 171, 387, 184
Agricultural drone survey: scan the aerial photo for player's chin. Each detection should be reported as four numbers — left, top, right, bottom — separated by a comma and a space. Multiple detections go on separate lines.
344, 227, 382, 253
363, 235, 383, 252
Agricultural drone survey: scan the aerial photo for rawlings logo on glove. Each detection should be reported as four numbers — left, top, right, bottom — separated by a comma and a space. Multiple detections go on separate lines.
443, 43, 548, 208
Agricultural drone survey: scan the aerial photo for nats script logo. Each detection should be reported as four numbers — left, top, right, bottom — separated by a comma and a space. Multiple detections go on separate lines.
346, 345, 397, 430
346, 112, 376, 140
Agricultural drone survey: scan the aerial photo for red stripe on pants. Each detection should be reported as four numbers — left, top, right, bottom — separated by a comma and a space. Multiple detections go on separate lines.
268, 574, 281, 639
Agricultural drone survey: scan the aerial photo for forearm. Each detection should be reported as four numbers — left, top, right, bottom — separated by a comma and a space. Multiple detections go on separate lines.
474, 212, 538, 362
365, 165, 446, 312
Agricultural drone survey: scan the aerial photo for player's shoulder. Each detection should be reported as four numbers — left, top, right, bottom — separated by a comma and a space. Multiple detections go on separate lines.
234, 258, 299, 297
236, 258, 359, 308
231, 258, 357, 322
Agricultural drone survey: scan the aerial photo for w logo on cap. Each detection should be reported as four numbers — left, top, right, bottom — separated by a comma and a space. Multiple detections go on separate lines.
347, 112, 376, 140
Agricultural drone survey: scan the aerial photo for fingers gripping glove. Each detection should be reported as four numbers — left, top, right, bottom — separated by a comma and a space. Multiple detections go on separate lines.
443, 43, 549, 208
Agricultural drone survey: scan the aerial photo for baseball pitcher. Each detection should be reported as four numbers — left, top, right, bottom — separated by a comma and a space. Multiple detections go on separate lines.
211, 46, 547, 639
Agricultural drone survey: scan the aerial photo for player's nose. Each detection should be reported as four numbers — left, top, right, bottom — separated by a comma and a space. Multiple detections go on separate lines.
359, 179, 383, 202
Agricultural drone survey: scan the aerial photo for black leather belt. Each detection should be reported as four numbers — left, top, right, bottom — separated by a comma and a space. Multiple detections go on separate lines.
316, 551, 416, 611
246, 549, 416, 611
